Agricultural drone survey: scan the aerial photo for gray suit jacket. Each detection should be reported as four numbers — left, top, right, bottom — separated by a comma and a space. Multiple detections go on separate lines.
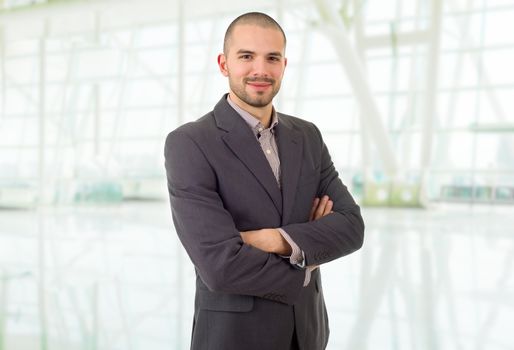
164, 95, 364, 350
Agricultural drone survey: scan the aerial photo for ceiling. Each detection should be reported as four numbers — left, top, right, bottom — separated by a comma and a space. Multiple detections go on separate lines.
0, 0, 313, 41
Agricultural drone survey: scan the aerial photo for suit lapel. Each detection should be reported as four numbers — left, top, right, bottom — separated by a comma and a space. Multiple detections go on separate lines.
214, 96, 283, 215
222, 130, 283, 215
276, 116, 303, 226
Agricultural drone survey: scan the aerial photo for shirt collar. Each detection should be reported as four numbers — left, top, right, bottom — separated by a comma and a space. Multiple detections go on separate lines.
226, 94, 279, 136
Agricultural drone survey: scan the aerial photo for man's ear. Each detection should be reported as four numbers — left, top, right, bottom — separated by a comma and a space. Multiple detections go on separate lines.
217, 53, 229, 77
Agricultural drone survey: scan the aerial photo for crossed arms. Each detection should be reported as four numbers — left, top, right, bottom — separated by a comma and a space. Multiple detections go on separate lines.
240, 195, 333, 256
165, 126, 364, 304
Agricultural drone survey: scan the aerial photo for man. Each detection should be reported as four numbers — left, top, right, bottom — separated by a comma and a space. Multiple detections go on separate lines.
164, 12, 364, 350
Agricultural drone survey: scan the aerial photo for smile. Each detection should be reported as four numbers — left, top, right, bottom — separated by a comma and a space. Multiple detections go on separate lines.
247, 82, 272, 91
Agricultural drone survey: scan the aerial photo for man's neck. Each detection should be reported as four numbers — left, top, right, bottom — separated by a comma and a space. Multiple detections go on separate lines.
228, 92, 273, 128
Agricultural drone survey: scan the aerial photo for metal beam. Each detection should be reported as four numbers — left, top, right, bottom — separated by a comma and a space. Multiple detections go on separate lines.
175, 3, 185, 350
470, 122, 514, 132
37, 20, 49, 350
177, 0, 185, 126
293, 24, 311, 116
0, 25, 4, 120
352, 0, 372, 181
419, 0, 443, 205
104, 26, 137, 170
362, 30, 430, 49
38, 19, 49, 204
314, 0, 399, 177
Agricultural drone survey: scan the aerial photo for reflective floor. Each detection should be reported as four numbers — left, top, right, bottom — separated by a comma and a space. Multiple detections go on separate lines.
0, 202, 513, 350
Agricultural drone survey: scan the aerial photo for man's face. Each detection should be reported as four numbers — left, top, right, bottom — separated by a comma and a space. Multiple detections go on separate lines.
218, 24, 287, 109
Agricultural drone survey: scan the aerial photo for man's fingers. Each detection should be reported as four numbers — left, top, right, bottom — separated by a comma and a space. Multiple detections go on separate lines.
309, 197, 320, 221
323, 200, 333, 216
309, 196, 334, 221
314, 195, 329, 219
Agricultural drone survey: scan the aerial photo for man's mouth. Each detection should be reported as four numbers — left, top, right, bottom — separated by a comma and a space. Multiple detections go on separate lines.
246, 79, 273, 91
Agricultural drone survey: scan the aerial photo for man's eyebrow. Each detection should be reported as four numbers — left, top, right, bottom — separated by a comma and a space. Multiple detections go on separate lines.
235, 49, 283, 57
236, 49, 255, 55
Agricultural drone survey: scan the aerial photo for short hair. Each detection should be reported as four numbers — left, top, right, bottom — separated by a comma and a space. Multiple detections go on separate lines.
223, 12, 287, 54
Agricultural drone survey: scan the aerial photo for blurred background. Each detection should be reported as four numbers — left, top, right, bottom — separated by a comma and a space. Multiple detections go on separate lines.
0, 0, 513, 349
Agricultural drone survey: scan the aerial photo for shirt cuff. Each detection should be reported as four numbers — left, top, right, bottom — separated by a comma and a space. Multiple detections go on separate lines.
303, 266, 317, 287
277, 228, 305, 268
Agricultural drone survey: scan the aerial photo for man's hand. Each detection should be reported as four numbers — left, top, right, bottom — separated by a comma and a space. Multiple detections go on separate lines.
309, 195, 333, 221
240, 228, 291, 255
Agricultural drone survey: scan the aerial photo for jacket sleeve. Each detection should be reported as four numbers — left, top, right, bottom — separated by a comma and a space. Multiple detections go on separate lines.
164, 128, 305, 305
281, 124, 365, 266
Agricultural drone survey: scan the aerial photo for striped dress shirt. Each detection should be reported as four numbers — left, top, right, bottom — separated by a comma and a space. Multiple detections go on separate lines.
227, 95, 313, 286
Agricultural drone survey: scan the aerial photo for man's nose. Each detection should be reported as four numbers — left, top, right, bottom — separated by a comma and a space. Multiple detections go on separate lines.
251, 57, 269, 77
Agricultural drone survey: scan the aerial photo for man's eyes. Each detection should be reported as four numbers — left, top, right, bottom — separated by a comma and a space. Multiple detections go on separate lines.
238, 55, 281, 61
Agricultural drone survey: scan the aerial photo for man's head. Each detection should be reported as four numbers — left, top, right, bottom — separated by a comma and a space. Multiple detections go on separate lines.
223, 12, 287, 55
218, 12, 287, 111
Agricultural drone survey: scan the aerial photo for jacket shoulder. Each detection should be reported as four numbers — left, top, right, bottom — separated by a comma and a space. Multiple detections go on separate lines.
278, 112, 322, 140
165, 111, 216, 144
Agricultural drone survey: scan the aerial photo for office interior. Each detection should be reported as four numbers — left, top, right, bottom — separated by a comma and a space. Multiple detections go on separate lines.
0, 0, 513, 349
